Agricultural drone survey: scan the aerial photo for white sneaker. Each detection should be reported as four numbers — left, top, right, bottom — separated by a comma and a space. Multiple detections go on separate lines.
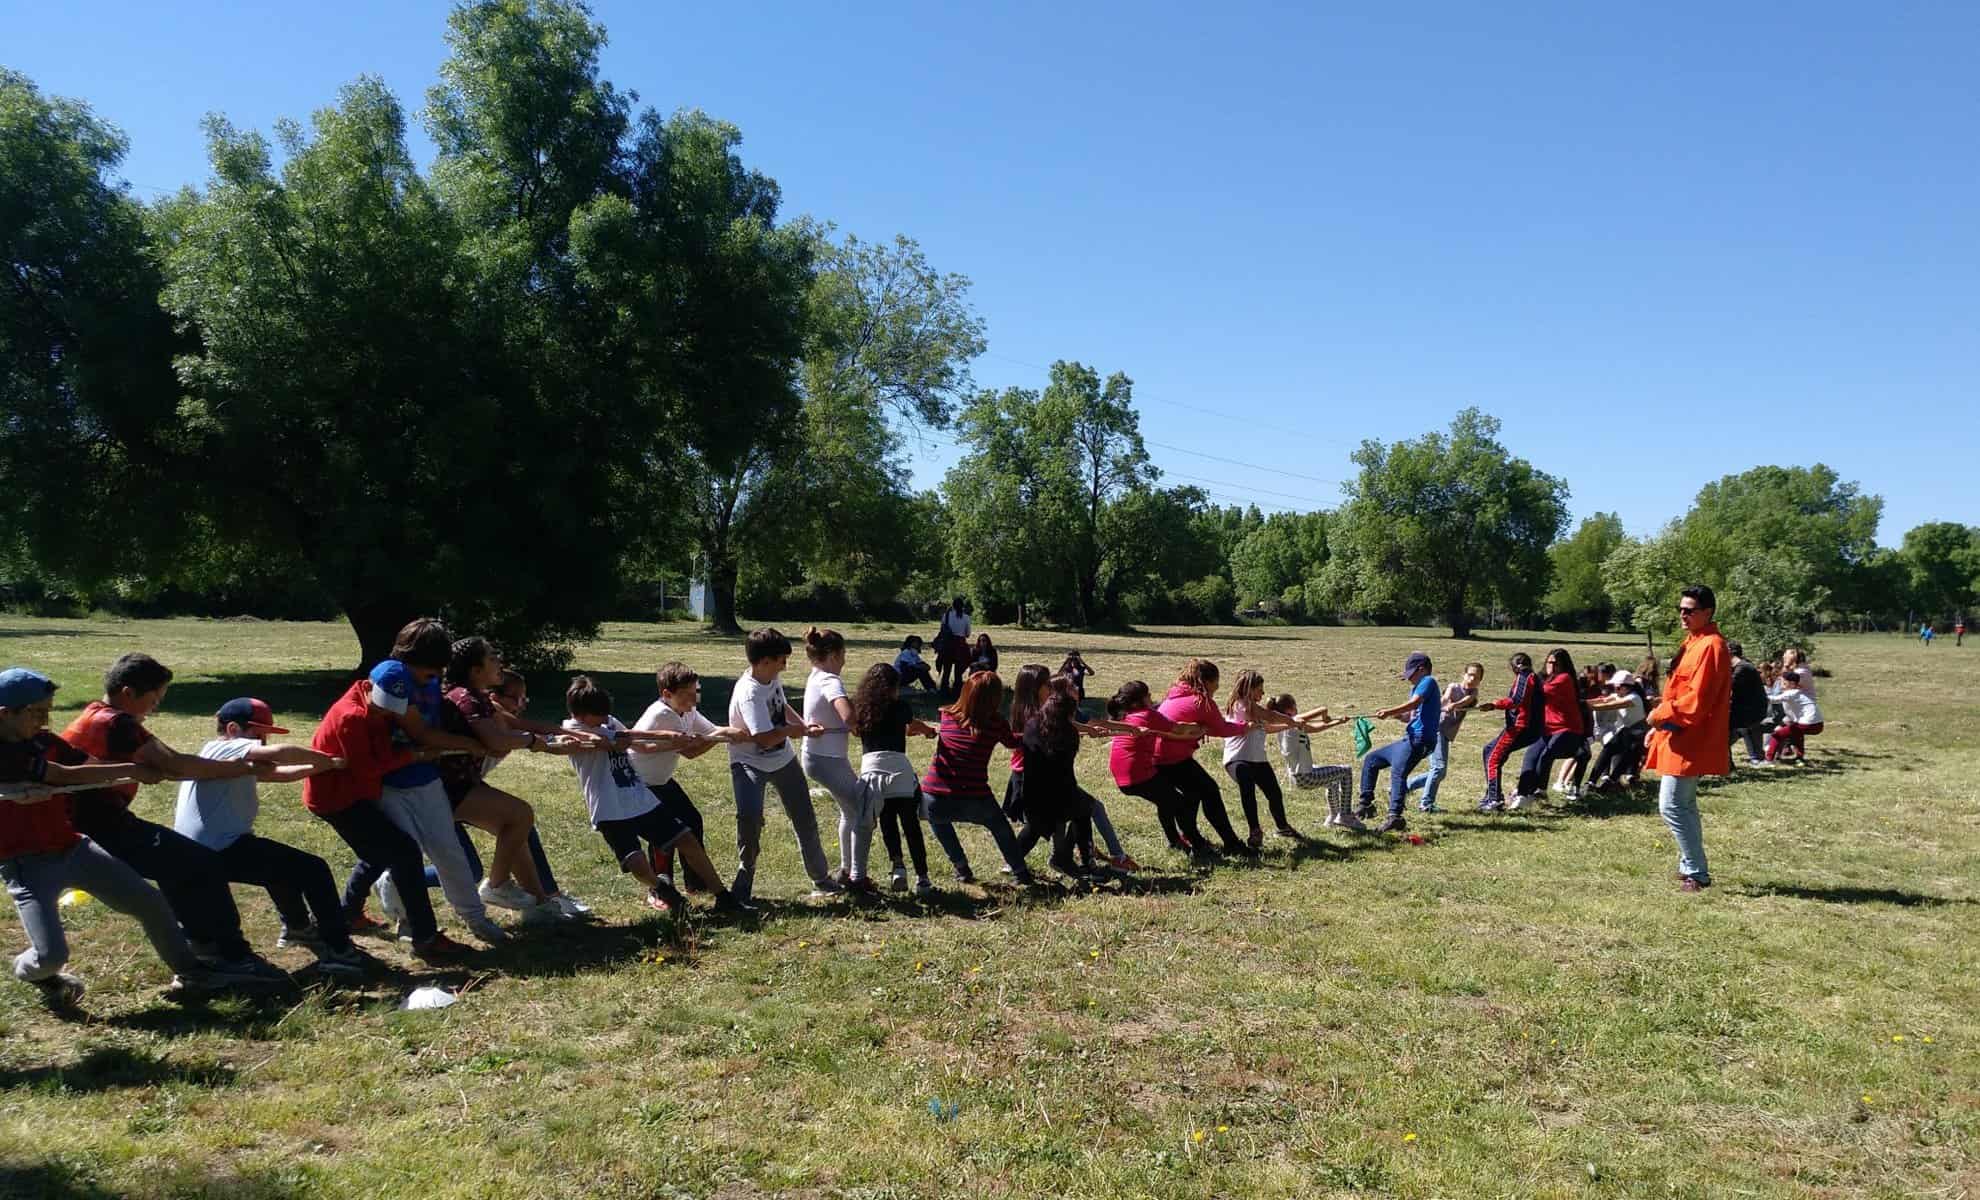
889, 864, 908, 892
1508, 793, 1530, 811
551, 893, 593, 918
1561, 785, 1580, 801
1322, 811, 1340, 828
477, 880, 535, 912
466, 916, 511, 945
375, 874, 407, 924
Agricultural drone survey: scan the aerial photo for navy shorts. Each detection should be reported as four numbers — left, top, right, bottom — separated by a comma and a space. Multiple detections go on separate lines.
595, 805, 689, 867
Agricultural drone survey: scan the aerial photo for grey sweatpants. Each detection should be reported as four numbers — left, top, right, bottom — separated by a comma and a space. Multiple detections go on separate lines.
2, 837, 202, 982
731, 758, 832, 900
805, 751, 879, 882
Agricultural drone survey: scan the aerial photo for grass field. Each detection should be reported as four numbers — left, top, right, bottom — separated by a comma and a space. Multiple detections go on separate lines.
0, 615, 1975, 1199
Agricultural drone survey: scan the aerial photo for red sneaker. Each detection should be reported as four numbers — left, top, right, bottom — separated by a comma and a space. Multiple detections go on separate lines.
345, 911, 390, 937
409, 931, 471, 963
1109, 855, 1141, 872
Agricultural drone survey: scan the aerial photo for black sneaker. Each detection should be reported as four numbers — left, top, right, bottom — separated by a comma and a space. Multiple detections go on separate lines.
1376, 814, 1408, 833
1354, 801, 1377, 820
713, 891, 759, 915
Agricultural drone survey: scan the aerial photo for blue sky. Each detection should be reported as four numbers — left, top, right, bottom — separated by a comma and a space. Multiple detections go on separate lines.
9, 1, 1976, 541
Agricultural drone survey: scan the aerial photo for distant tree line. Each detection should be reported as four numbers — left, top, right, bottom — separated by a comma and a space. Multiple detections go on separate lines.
3, 3, 1972, 666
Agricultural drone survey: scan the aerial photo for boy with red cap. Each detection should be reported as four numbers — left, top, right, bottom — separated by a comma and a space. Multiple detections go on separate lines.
174, 698, 371, 976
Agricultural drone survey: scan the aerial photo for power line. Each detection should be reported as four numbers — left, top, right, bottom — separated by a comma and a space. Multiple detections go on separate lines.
1141, 438, 1341, 485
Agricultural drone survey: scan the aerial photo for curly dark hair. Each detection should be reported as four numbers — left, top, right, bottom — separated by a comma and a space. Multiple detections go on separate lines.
850, 663, 900, 738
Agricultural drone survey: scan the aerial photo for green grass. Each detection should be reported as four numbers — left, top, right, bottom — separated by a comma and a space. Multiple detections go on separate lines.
0, 615, 1975, 1199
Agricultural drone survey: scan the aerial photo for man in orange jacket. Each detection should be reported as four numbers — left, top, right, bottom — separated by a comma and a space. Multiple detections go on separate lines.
1645, 585, 1731, 892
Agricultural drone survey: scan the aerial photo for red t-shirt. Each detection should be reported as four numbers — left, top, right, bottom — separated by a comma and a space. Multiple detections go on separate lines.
60, 700, 156, 826
1539, 673, 1587, 736
303, 681, 415, 816
0, 732, 86, 859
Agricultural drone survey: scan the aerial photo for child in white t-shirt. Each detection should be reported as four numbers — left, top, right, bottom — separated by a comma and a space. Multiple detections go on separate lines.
631, 661, 739, 891
1265, 693, 1356, 829
725, 628, 835, 902
1765, 670, 1825, 763
563, 676, 750, 916
800, 627, 879, 891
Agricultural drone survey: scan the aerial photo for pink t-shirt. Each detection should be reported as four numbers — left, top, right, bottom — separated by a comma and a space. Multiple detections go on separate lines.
1153, 684, 1248, 766
1109, 708, 1175, 787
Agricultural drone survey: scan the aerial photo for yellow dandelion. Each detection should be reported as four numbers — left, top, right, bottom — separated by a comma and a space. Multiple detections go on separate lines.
1403, 1132, 1418, 1143
1862, 1094, 1874, 1104
1191, 1129, 1205, 1143
915, 960, 926, 972
1216, 1124, 1229, 1133
1923, 1036, 1935, 1044
1892, 1034, 1905, 1042
1089, 950, 1100, 959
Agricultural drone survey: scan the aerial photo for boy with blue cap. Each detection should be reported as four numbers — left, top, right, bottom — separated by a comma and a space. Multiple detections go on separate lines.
1356, 652, 1441, 834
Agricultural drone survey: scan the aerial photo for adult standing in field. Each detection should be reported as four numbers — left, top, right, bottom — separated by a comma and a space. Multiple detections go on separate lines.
1645, 585, 1731, 893
934, 597, 973, 696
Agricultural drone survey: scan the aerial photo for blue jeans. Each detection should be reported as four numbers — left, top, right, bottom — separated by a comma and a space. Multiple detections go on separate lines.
1360, 737, 1431, 818
1402, 731, 1452, 805
1658, 774, 1709, 882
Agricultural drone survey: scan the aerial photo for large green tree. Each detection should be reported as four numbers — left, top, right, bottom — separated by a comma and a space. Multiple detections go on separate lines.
1544, 512, 1625, 629
1898, 522, 1980, 620
941, 361, 1156, 626
1326, 409, 1569, 636
0, 70, 186, 595
1228, 512, 1329, 613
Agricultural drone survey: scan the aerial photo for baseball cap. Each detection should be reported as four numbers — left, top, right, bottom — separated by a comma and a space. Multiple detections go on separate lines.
1608, 670, 1635, 688
0, 668, 57, 709
366, 660, 412, 715
216, 697, 288, 735
1399, 652, 1431, 680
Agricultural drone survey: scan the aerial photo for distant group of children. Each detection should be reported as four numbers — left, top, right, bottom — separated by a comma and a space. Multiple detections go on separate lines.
0, 612, 1838, 1012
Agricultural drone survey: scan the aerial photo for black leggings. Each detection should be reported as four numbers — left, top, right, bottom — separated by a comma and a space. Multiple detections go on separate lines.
1225, 760, 1288, 832
879, 787, 930, 880
1121, 774, 1206, 850
1157, 758, 1245, 851
1013, 782, 1091, 872
1590, 727, 1646, 784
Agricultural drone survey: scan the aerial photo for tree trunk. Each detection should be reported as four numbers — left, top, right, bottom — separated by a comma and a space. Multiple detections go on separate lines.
706, 555, 741, 635
345, 599, 415, 675
1445, 593, 1473, 638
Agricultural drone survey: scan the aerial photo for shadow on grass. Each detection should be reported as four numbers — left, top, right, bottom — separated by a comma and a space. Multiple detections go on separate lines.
0, 1160, 319, 1199
1732, 882, 1974, 908
149, 669, 357, 725
0, 1043, 236, 1093
1430, 817, 1569, 834
0, 627, 98, 640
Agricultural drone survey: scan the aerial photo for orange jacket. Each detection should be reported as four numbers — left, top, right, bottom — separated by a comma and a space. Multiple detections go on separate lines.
1644, 622, 1732, 778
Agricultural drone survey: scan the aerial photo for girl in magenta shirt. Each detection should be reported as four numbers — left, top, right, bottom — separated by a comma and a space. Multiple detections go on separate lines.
918, 672, 1033, 884
1106, 681, 1218, 861
1151, 660, 1258, 858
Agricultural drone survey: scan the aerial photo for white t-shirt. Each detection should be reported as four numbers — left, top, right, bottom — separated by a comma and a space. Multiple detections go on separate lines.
802, 667, 850, 759
727, 672, 795, 771
1780, 689, 1823, 725
1595, 694, 1647, 741
561, 717, 658, 825
1275, 728, 1315, 777
173, 737, 259, 850
1222, 705, 1269, 765
630, 700, 719, 786
941, 609, 972, 642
